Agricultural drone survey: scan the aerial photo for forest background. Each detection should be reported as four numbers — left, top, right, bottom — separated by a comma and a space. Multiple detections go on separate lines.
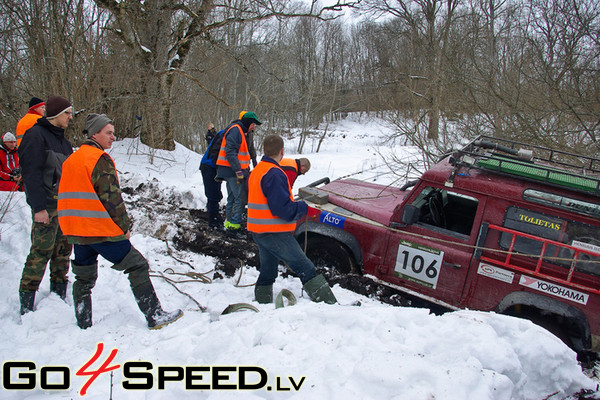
0, 0, 599, 167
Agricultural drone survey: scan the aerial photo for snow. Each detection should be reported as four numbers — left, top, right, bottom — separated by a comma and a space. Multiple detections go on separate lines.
0, 114, 597, 399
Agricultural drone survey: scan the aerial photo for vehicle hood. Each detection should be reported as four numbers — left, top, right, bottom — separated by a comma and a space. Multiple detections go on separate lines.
319, 178, 407, 226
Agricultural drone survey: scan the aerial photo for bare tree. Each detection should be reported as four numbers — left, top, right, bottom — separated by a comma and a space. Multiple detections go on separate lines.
361, 0, 462, 142
0, 0, 109, 138
92, 0, 360, 150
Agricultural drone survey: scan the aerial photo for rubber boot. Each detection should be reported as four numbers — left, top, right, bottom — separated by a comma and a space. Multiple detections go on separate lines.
131, 283, 183, 329
75, 296, 93, 329
303, 274, 337, 304
19, 291, 35, 315
254, 285, 273, 304
71, 262, 98, 329
50, 281, 68, 300
208, 214, 224, 230
113, 247, 182, 329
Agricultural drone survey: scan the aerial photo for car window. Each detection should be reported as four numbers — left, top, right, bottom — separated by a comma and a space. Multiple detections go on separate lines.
412, 187, 478, 235
500, 206, 600, 276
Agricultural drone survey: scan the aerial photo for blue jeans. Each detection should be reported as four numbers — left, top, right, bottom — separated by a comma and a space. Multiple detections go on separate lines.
224, 176, 247, 224
252, 232, 317, 286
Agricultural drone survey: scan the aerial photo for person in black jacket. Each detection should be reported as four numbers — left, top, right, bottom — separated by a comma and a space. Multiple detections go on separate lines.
18, 95, 74, 315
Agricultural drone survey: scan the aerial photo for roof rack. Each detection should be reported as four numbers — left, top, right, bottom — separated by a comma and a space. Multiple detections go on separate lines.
448, 135, 600, 197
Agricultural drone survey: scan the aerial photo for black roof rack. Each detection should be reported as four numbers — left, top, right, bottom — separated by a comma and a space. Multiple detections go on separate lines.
448, 135, 600, 197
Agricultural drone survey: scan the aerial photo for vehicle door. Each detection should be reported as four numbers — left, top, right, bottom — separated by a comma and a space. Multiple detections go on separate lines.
385, 184, 487, 308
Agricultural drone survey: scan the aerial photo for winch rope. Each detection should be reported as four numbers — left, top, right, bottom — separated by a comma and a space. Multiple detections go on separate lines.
306, 200, 600, 266
149, 269, 208, 312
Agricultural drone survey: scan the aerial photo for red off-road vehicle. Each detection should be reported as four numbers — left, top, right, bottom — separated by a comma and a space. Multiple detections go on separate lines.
295, 135, 600, 358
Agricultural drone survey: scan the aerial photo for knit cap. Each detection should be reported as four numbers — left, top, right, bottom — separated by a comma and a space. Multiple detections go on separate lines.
2, 132, 16, 142
46, 95, 72, 120
83, 113, 113, 138
28, 97, 45, 110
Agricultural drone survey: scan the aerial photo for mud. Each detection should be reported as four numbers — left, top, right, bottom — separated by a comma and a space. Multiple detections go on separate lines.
171, 209, 436, 308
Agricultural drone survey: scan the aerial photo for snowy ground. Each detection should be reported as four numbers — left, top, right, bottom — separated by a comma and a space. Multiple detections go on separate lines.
0, 114, 598, 399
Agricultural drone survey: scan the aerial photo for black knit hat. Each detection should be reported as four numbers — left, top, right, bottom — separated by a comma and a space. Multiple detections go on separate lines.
45, 95, 72, 120
28, 97, 45, 110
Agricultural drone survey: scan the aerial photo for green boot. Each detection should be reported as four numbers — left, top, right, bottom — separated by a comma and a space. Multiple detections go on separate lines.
131, 283, 183, 329
254, 285, 273, 304
75, 295, 93, 329
303, 274, 337, 304
114, 247, 183, 329
71, 262, 98, 329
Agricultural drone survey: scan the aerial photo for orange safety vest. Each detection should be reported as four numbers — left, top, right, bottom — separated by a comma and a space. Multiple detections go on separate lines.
216, 124, 251, 169
247, 161, 297, 233
16, 112, 42, 147
57, 145, 124, 237
279, 158, 299, 186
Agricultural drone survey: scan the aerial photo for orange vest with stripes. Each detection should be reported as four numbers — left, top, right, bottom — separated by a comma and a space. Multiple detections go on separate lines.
216, 124, 251, 170
57, 145, 124, 237
247, 161, 296, 233
16, 112, 42, 147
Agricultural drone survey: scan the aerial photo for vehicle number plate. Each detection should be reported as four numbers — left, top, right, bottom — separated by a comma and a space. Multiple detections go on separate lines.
394, 241, 443, 289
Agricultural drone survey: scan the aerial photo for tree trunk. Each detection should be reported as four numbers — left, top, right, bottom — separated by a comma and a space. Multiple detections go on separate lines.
140, 67, 175, 151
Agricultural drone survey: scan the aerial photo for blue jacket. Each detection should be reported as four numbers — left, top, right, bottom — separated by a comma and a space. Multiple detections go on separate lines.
200, 129, 225, 168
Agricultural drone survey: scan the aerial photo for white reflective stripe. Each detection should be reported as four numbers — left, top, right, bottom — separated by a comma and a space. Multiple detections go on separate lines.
247, 217, 293, 226
247, 203, 270, 210
58, 209, 112, 219
58, 191, 100, 200
239, 151, 250, 157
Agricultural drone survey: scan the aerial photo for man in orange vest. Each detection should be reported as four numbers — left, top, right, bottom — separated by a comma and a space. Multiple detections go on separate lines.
247, 134, 336, 304
57, 113, 182, 330
16, 97, 46, 147
279, 157, 311, 188
216, 111, 261, 231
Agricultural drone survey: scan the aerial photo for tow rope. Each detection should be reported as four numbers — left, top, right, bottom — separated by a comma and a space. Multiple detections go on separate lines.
305, 200, 600, 265
275, 289, 297, 308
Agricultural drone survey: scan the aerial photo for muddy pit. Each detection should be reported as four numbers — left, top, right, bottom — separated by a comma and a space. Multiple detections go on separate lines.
171, 209, 423, 309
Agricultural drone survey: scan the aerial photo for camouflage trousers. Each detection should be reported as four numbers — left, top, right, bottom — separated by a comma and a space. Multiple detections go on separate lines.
19, 208, 72, 292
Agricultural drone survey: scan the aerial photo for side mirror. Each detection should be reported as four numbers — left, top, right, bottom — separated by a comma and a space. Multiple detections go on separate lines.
401, 204, 420, 225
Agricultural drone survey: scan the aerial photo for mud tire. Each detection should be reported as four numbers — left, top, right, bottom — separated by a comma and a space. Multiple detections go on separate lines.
300, 234, 357, 276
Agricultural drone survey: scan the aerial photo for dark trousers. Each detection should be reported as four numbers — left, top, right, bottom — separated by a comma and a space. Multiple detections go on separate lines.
73, 240, 131, 265
72, 240, 152, 299
200, 164, 223, 216
252, 232, 318, 286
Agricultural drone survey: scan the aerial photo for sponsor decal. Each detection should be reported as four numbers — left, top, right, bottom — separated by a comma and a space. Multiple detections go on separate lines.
320, 212, 345, 229
572, 240, 600, 256
394, 241, 443, 289
3, 343, 306, 396
517, 213, 562, 231
477, 263, 515, 284
519, 276, 589, 305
